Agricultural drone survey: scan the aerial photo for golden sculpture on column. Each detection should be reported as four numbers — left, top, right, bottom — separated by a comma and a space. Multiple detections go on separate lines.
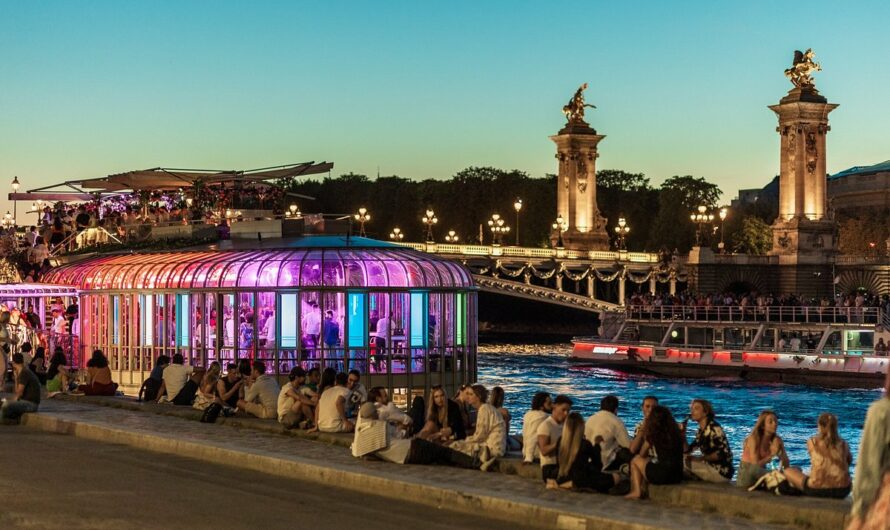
550, 84, 609, 250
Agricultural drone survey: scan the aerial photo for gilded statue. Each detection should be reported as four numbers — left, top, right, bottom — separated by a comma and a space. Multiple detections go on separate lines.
784, 49, 821, 88
563, 83, 596, 123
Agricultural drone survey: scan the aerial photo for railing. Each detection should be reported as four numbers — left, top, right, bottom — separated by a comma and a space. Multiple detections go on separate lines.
626, 305, 883, 325
405, 242, 663, 263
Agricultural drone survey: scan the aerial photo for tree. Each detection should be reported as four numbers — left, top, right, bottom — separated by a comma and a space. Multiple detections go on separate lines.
595, 170, 657, 251
732, 216, 773, 255
837, 209, 889, 255
646, 176, 722, 252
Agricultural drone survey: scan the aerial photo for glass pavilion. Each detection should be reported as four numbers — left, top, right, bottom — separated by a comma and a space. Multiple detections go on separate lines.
43, 236, 478, 397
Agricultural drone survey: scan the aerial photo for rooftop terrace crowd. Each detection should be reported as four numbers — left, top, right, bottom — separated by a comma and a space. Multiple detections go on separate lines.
3, 350, 889, 527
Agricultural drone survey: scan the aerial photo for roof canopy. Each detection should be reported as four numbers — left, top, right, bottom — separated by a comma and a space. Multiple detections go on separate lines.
43, 240, 474, 291
12, 161, 332, 201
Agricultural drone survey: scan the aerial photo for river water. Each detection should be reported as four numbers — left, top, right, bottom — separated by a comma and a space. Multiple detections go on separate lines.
477, 347, 882, 471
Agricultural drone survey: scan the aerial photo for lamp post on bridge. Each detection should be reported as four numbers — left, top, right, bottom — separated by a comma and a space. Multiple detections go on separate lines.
445, 230, 459, 243
552, 214, 566, 249
389, 227, 404, 241
690, 205, 714, 247
11, 176, 19, 229
718, 207, 728, 253
488, 214, 510, 246
421, 209, 438, 242
614, 215, 630, 251
513, 198, 522, 246
354, 207, 370, 237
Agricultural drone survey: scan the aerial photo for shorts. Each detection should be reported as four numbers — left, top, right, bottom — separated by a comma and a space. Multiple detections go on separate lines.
803, 477, 851, 499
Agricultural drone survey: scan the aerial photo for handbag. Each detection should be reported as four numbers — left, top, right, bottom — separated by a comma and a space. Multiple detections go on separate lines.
353, 419, 388, 457
748, 469, 801, 496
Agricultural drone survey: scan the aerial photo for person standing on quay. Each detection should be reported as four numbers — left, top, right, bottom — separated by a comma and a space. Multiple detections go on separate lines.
847, 371, 890, 528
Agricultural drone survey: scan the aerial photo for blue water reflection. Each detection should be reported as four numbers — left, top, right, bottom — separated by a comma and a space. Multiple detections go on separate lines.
478, 353, 880, 471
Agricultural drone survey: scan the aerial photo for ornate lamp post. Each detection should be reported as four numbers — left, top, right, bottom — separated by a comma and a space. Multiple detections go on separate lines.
614, 216, 630, 251
11, 176, 19, 228
354, 207, 370, 237
718, 207, 728, 253
421, 209, 438, 242
513, 198, 522, 246
389, 227, 404, 241
487, 214, 510, 246
552, 214, 567, 249
445, 230, 459, 243
2, 211, 14, 231
285, 203, 301, 218
690, 205, 714, 247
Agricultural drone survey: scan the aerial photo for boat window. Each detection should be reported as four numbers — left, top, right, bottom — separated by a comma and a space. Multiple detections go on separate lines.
823, 330, 843, 354
755, 329, 775, 349
845, 330, 874, 356
687, 327, 714, 347
725, 328, 746, 348
638, 325, 664, 342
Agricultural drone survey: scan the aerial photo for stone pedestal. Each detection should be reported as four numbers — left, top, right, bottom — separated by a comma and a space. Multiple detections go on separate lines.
770, 216, 836, 265
550, 121, 609, 250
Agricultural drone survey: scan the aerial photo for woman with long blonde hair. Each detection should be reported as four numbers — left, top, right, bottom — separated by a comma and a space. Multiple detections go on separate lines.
553, 412, 620, 493
193, 361, 222, 411
418, 385, 466, 443
737, 410, 790, 488
785, 412, 852, 498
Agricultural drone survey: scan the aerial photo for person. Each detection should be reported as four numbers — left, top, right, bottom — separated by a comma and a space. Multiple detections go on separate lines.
684, 398, 734, 482
322, 310, 339, 349
216, 363, 244, 409
45, 347, 71, 395
368, 386, 412, 435
584, 395, 632, 470
875, 338, 888, 356
192, 362, 222, 411
261, 308, 275, 350
237, 361, 280, 419
630, 396, 659, 455
539, 395, 573, 485
449, 384, 506, 472
28, 346, 47, 385
157, 353, 195, 405
19, 342, 33, 367
374, 312, 390, 350
522, 392, 552, 464
453, 384, 475, 435
625, 406, 686, 499
848, 371, 890, 528
1, 353, 41, 421
25, 226, 38, 247
140, 354, 169, 402
784, 413, 852, 498
345, 369, 368, 418
489, 386, 519, 451
417, 385, 466, 443
317, 367, 336, 397
277, 366, 314, 428
316, 372, 354, 433
554, 412, 622, 492
29, 236, 49, 265
77, 350, 118, 396
737, 410, 790, 489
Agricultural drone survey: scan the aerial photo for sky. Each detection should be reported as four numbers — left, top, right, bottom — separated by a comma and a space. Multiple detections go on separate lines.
2, 0, 889, 217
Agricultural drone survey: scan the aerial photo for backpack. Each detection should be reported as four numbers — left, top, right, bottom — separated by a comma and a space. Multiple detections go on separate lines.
139, 378, 161, 402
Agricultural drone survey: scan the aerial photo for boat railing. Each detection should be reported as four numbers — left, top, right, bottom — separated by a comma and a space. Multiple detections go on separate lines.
625, 305, 882, 325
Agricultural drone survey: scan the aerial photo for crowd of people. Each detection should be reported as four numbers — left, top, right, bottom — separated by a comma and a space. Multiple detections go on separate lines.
3, 350, 889, 526
627, 290, 890, 312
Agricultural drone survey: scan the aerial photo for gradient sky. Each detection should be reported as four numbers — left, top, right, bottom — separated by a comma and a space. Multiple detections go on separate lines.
2, 1, 889, 216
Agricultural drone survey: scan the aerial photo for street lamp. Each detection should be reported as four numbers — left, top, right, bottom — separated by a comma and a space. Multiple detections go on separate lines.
286, 204, 301, 218
552, 214, 566, 249
614, 216, 630, 251
487, 214, 510, 246
11, 176, 19, 228
421, 209, 438, 242
718, 207, 728, 253
513, 198, 523, 246
445, 230, 459, 243
354, 207, 370, 237
2, 211, 14, 232
690, 205, 714, 247
389, 227, 404, 241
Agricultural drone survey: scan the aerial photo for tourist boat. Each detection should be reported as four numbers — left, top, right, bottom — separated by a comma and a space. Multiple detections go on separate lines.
571, 305, 890, 388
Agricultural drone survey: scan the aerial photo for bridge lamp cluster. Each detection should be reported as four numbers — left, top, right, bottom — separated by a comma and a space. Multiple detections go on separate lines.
552, 214, 567, 249
690, 205, 715, 247
354, 207, 370, 237
285, 204, 302, 218
421, 209, 438, 242
389, 227, 404, 241
488, 214, 510, 246
614, 216, 630, 251
513, 198, 523, 246
445, 230, 459, 243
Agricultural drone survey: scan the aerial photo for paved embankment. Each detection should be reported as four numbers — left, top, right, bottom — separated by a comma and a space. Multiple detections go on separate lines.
18, 396, 849, 529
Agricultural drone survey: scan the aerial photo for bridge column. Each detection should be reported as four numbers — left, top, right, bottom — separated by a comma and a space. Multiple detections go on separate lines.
587, 276, 594, 298
649, 276, 656, 295
669, 277, 677, 296
523, 271, 531, 285
555, 274, 563, 292
618, 276, 626, 306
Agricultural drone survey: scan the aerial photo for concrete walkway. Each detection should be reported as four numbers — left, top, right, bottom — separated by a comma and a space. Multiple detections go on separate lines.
14, 397, 786, 530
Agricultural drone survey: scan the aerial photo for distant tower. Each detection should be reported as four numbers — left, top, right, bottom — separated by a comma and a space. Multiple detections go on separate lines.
768, 49, 838, 262
550, 83, 609, 250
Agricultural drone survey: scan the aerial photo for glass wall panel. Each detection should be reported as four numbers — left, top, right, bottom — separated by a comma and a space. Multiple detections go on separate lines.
256, 291, 276, 371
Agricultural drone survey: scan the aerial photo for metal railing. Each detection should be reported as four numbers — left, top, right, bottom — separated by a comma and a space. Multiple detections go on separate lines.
626, 305, 883, 325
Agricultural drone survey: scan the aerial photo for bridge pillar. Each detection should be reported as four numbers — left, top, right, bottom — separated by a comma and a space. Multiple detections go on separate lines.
669, 277, 677, 296
587, 276, 594, 298
649, 276, 656, 295
618, 276, 626, 306
555, 274, 563, 292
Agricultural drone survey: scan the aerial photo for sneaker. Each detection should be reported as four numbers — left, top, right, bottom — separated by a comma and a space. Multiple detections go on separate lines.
222, 406, 236, 417
479, 446, 497, 472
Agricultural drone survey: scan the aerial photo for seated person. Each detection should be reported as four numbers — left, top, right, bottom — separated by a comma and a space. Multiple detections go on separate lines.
216, 363, 245, 410
345, 369, 367, 418
28, 347, 47, 385
539, 395, 572, 485
683, 399, 734, 482
278, 366, 314, 428
784, 413, 852, 498
192, 362, 222, 411
490, 386, 520, 452
140, 354, 169, 402
630, 396, 658, 455
626, 405, 685, 500
157, 353, 196, 405
554, 412, 621, 492
45, 347, 71, 395
237, 361, 280, 419
737, 410, 789, 489
448, 385, 506, 471
1, 353, 41, 421
316, 372, 354, 433
585, 395, 631, 470
77, 350, 118, 396
369, 386, 412, 435
521, 392, 551, 463
417, 385, 466, 443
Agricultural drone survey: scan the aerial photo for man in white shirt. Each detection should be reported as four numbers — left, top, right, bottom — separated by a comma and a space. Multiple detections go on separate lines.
585, 395, 631, 470
157, 354, 194, 405
238, 360, 280, 419
374, 312, 390, 350
262, 309, 275, 349
316, 372, 354, 433
368, 386, 411, 436
303, 302, 321, 355
538, 395, 572, 485
278, 366, 313, 428
522, 392, 552, 463
52, 310, 67, 335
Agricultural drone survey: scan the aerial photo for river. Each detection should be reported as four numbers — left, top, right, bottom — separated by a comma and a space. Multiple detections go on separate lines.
477, 347, 881, 471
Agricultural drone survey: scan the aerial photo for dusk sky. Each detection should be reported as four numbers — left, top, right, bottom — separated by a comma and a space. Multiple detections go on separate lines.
2, 1, 889, 215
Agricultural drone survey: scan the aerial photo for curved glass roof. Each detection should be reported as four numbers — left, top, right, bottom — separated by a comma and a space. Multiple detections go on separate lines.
43, 245, 475, 290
